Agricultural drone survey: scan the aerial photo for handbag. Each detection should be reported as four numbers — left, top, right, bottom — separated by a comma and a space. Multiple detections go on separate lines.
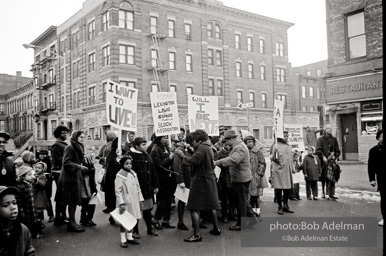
97, 168, 106, 184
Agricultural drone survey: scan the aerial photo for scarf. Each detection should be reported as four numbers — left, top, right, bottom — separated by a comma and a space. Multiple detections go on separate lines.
70, 130, 85, 157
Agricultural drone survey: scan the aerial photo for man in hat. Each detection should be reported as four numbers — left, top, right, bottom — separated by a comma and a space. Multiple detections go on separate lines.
0, 131, 16, 187
214, 130, 252, 231
315, 124, 341, 200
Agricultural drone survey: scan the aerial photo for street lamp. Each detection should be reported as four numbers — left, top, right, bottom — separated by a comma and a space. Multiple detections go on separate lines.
23, 43, 69, 126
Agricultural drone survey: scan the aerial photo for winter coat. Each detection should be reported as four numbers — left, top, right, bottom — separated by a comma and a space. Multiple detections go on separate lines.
81, 156, 97, 199
368, 143, 384, 191
126, 148, 159, 200
215, 139, 252, 183
183, 141, 220, 211
270, 140, 294, 189
51, 139, 67, 172
57, 143, 88, 206
16, 181, 39, 228
315, 134, 341, 159
115, 170, 144, 219
217, 148, 231, 191
302, 154, 322, 181
174, 145, 192, 188
104, 138, 121, 210
32, 172, 49, 209
249, 145, 267, 196
38, 156, 53, 198
150, 143, 176, 200
0, 221, 35, 256
0, 150, 17, 187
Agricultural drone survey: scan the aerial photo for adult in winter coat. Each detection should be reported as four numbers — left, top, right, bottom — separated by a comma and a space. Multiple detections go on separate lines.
315, 124, 341, 199
270, 130, 295, 215
0, 131, 16, 187
302, 146, 322, 200
57, 130, 89, 232
150, 135, 176, 229
368, 130, 384, 227
51, 125, 69, 225
126, 137, 160, 237
179, 129, 220, 242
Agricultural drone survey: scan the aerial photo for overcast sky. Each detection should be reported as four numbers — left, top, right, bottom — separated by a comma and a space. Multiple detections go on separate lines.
0, 0, 327, 78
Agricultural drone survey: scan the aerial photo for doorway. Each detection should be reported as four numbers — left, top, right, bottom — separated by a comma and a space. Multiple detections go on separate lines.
340, 113, 358, 160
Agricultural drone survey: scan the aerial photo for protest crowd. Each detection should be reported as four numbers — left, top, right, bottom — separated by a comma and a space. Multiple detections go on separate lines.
0, 121, 383, 254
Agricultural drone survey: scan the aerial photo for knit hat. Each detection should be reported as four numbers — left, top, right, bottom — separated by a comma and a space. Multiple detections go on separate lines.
0, 186, 18, 198
35, 161, 47, 173
21, 151, 35, 165
17, 166, 33, 177
323, 124, 332, 130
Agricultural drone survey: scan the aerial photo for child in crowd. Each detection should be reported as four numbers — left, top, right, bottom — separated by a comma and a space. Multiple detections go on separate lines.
21, 152, 36, 168
115, 156, 144, 248
80, 154, 97, 226
289, 150, 302, 200
16, 166, 42, 239
0, 186, 36, 256
32, 162, 49, 223
36, 150, 54, 222
302, 146, 322, 200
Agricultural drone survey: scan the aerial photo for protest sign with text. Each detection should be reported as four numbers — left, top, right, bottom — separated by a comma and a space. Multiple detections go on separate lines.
150, 92, 180, 136
273, 99, 284, 139
106, 80, 138, 132
284, 123, 305, 152
188, 95, 219, 136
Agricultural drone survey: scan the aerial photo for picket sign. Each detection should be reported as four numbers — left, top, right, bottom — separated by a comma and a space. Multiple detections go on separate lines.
188, 95, 219, 136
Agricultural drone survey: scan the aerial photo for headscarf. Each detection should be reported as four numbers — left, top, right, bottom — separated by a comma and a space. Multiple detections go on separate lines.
70, 130, 85, 157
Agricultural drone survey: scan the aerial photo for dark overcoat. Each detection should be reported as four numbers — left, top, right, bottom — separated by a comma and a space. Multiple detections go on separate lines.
302, 154, 322, 181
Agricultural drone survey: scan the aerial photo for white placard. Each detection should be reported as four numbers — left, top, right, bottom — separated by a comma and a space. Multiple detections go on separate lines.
174, 187, 190, 204
188, 95, 219, 136
150, 92, 180, 136
110, 208, 137, 231
106, 80, 138, 132
88, 192, 103, 205
284, 123, 305, 152
293, 172, 304, 184
214, 166, 221, 180
273, 99, 284, 139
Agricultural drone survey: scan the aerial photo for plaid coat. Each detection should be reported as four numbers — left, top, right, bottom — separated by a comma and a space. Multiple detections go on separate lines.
16, 181, 39, 227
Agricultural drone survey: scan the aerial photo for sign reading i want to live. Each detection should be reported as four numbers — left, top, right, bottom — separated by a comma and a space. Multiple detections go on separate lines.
188, 95, 219, 136
106, 80, 138, 131
150, 92, 180, 136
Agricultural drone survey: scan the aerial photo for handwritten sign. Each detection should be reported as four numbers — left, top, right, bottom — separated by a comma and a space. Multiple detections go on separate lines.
106, 80, 138, 131
150, 92, 180, 136
188, 95, 219, 136
284, 124, 305, 152
273, 99, 284, 139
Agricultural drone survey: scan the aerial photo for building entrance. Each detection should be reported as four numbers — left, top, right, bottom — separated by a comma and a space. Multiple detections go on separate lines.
340, 113, 358, 160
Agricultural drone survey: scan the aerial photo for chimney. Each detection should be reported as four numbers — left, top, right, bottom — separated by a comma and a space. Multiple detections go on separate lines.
16, 71, 22, 77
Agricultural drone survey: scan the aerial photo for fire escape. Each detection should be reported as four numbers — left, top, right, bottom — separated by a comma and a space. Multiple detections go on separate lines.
148, 33, 168, 92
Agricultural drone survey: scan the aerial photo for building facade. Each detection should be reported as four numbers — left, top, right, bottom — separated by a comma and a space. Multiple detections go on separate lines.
28, 0, 319, 144
324, 0, 383, 162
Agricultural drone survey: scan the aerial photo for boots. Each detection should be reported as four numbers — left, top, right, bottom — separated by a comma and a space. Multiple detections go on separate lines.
277, 203, 284, 215
283, 204, 294, 213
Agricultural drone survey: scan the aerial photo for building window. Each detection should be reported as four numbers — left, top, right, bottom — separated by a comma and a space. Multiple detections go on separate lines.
277, 94, 287, 109
215, 24, 221, 39
235, 34, 241, 49
119, 10, 134, 30
236, 62, 242, 78
43, 74, 47, 84
49, 69, 54, 83
120, 81, 136, 88
217, 80, 223, 96
185, 23, 191, 40
208, 49, 213, 65
102, 11, 110, 31
316, 69, 322, 77
208, 79, 215, 95
170, 85, 176, 92
152, 83, 158, 92
302, 106, 307, 111
276, 68, 285, 82
249, 92, 255, 107
310, 106, 315, 112
215, 50, 222, 66
306, 70, 312, 76
34, 77, 38, 88
88, 86, 95, 105
73, 91, 77, 109
247, 37, 253, 52
317, 87, 320, 99
168, 20, 175, 38
102, 45, 110, 66
260, 65, 266, 80
259, 39, 265, 53
302, 86, 306, 99
88, 53, 95, 72
309, 87, 314, 99
102, 83, 107, 102
169, 52, 176, 70
275, 42, 284, 56
150, 16, 157, 34
185, 54, 193, 72
262, 93, 267, 108
0, 121, 4, 131
151, 49, 159, 68
207, 23, 213, 38
347, 11, 366, 59
237, 91, 243, 105
0, 104, 4, 113
248, 63, 254, 79
119, 45, 135, 64
49, 94, 54, 109
187, 86, 193, 95
264, 126, 273, 140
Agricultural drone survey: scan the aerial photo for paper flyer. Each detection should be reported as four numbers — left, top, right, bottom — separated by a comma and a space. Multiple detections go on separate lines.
110, 208, 137, 231
89, 192, 103, 205
174, 186, 190, 204
214, 166, 221, 180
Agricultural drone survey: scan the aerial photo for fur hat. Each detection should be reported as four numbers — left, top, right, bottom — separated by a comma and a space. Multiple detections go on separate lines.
17, 166, 33, 177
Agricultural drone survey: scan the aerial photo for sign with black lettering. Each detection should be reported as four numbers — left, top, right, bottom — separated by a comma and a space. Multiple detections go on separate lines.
150, 92, 180, 136
188, 95, 219, 136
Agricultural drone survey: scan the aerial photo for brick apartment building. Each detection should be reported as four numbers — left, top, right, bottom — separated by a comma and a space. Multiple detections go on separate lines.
28, 0, 319, 144
323, 0, 383, 162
